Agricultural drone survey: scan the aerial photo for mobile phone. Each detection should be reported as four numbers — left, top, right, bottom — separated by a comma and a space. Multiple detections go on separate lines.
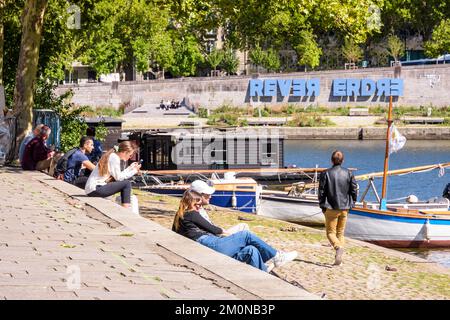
139, 159, 143, 164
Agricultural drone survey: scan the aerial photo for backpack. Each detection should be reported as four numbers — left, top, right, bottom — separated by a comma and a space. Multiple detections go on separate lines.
53, 148, 78, 179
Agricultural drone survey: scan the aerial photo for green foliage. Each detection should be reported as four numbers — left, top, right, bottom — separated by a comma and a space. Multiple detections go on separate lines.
80, 106, 124, 118
207, 104, 247, 126
220, 49, 239, 75
424, 19, 450, 57
253, 106, 271, 117
341, 38, 364, 64
287, 113, 334, 127
94, 122, 108, 142
295, 30, 322, 70
197, 107, 209, 118
169, 35, 204, 77
386, 34, 405, 61
262, 48, 281, 72
33, 80, 88, 152
249, 45, 266, 72
205, 49, 224, 70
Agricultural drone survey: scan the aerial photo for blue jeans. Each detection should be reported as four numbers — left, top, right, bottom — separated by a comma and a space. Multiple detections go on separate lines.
197, 230, 277, 272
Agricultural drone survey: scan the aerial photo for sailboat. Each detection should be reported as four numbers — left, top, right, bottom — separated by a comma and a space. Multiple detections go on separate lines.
259, 163, 450, 226
345, 95, 450, 247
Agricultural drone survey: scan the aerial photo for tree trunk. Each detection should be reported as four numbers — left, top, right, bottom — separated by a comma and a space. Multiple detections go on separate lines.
0, 0, 5, 86
12, 0, 48, 159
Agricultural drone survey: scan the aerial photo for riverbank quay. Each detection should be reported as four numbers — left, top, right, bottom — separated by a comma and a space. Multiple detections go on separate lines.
0, 168, 315, 300
134, 189, 450, 300
120, 119, 450, 140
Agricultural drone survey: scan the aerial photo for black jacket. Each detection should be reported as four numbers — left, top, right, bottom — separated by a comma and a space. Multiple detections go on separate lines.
172, 210, 223, 241
318, 165, 358, 210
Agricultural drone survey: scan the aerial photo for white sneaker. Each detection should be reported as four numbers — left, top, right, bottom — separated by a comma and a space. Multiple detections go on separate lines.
273, 250, 298, 268
265, 261, 275, 273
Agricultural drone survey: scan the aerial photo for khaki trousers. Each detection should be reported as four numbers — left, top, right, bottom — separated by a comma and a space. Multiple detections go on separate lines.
324, 209, 348, 250
36, 157, 53, 172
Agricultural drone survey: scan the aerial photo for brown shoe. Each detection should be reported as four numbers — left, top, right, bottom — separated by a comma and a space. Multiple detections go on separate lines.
334, 247, 344, 266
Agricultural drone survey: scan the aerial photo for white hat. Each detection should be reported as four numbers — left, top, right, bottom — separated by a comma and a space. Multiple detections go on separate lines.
190, 180, 215, 195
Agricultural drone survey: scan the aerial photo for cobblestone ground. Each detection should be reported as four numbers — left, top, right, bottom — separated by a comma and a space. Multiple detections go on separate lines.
137, 190, 450, 300
0, 169, 249, 300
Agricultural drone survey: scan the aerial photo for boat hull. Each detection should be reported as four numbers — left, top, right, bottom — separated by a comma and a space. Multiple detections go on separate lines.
346, 208, 450, 248
259, 195, 324, 226
144, 187, 258, 213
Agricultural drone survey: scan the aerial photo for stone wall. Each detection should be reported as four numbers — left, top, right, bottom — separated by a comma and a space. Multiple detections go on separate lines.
55, 64, 450, 109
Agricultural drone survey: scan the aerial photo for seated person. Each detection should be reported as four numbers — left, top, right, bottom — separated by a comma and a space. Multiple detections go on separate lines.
18, 123, 44, 163
21, 125, 54, 171
172, 189, 298, 272
64, 136, 96, 189
189, 180, 249, 234
85, 141, 141, 209
86, 126, 103, 164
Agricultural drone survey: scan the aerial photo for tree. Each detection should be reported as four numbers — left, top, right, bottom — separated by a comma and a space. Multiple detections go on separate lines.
13, 0, 48, 157
386, 34, 405, 62
205, 48, 224, 71
341, 38, 364, 64
169, 35, 204, 77
262, 48, 281, 72
221, 49, 239, 75
249, 45, 265, 72
0, 0, 5, 86
424, 19, 450, 58
295, 30, 322, 71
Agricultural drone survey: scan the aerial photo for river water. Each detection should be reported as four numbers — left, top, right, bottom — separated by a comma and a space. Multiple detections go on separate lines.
284, 139, 450, 268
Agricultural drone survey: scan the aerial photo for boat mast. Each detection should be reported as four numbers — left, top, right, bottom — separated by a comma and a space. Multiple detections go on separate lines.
380, 95, 394, 209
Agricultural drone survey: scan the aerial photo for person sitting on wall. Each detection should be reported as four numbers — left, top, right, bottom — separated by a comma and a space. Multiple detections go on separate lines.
189, 180, 250, 234
86, 126, 103, 164
172, 189, 298, 272
18, 123, 44, 163
21, 125, 55, 171
85, 141, 141, 209
64, 136, 96, 189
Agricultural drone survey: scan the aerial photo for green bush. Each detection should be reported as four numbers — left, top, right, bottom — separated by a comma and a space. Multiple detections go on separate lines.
197, 108, 209, 118
253, 106, 271, 117
287, 113, 334, 127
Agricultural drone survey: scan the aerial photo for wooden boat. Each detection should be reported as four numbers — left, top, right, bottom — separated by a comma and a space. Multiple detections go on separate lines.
259, 174, 450, 226
140, 173, 262, 213
346, 207, 450, 248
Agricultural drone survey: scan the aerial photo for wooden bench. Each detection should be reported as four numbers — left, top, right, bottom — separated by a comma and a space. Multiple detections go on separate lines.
349, 108, 369, 116
178, 120, 201, 127
245, 118, 287, 126
401, 117, 444, 124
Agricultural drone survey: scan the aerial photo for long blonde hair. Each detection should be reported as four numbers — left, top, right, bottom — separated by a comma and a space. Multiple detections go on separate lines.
98, 141, 137, 177
173, 189, 202, 231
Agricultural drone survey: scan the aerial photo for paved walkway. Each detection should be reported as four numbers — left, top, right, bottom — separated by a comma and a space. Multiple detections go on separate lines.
0, 168, 315, 300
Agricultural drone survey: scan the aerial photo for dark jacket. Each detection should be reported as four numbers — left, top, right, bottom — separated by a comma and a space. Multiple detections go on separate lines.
172, 210, 223, 241
318, 164, 358, 210
21, 136, 52, 170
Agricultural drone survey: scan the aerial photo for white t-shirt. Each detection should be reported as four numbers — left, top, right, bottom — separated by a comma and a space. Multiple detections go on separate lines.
85, 153, 137, 194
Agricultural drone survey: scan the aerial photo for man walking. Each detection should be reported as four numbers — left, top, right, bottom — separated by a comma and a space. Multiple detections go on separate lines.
318, 150, 358, 266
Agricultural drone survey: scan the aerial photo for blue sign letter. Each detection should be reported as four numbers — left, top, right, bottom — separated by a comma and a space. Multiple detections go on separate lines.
390, 79, 404, 96
264, 79, 277, 97
306, 79, 320, 96
277, 79, 292, 97
292, 79, 306, 96
361, 79, 376, 96
333, 79, 346, 97
377, 79, 391, 96
346, 79, 360, 96
249, 79, 263, 97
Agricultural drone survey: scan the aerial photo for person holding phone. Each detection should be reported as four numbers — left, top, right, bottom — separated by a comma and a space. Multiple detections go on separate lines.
85, 141, 141, 209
